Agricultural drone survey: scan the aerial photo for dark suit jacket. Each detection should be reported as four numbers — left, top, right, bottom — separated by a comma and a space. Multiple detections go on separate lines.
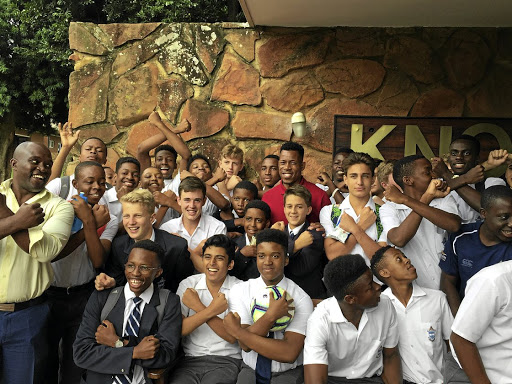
229, 235, 260, 281
285, 221, 327, 299
73, 285, 182, 383
105, 229, 193, 293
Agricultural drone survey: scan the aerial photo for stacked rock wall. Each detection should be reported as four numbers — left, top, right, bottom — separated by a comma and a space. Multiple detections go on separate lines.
67, 22, 512, 181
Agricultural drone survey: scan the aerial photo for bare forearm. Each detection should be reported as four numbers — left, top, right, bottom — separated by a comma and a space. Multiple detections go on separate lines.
351, 227, 382, 261
206, 317, 236, 343
49, 145, 72, 182
304, 364, 328, 384
206, 185, 230, 211
233, 328, 302, 363
402, 195, 460, 232
451, 333, 491, 384
82, 219, 107, 268
324, 237, 357, 260
453, 186, 482, 212
54, 230, 86, 259
382, 349, 402, 384
440, 273, 461, 317
136, 132, 166, 171
189, 247, 205, 273
387, 211, 423, 247
182, 309, 213, 336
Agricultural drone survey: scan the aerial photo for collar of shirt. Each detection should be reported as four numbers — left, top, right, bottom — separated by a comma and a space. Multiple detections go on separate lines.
195, 274, 239, 291
1, 178, 51, 205
123, 282, 154, 305
256, 275, 287, 289
339, 195, 375, 215
245, 233, 252, 246
232, 210, 240, 219
288, 223, 305, 237
275, 177, 307, 194
382, 281, 426, 308
326, 296, 378, 328
177, 214, 206, 233
105, 186, 119, 203
150, 229, 156, 242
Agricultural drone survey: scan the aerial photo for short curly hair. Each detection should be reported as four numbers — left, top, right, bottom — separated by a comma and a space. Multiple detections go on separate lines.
324, 254, 369, 301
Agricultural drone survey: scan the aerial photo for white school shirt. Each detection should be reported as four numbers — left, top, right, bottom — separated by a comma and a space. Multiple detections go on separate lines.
52, 211, 118, 287
229, 276, 313, 372
379, 195, 459, 290
159, 214, 226, 250
168, 177, 228, 216
177, 274, 242, 359
319, 197, 386, 266
316, 183, 349, 204
104, 187, 122, 224
118, 283, 154, 384
451, 260, 512, 383
382, 283, 453, 383
449, 177, 505, 224
304, 295, 399, 379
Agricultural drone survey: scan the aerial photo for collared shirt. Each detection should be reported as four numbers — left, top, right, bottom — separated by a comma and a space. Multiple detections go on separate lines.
263, 178, 331, 225
320, 197, 386, 266
104, 187, 122, 224
228, 276, 313, 372
449, 177, 505, 224
0, 179, 74, 303
177, 274, 242, 359
382, 283, 453, 383
380, 195, 459, 290
303, 296, 398, 379
159, 214, 226, 250
46, 174, 110, 206
288, 223, 305, 238
451, 260, 512, 383
119, 283, 154, 384
51, 211, 118, 287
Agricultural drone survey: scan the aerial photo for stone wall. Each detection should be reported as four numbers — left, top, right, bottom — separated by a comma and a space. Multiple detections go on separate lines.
67, 22, 512, 181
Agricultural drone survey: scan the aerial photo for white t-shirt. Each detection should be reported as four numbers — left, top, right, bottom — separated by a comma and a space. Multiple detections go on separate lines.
380, 195, 459, 290
177, 274, 242, 359
451, 260, 512, 383
382, 283, 453, 383
304, 295, 399, 379
159, 214, 226, 250
229, 276, 313, 373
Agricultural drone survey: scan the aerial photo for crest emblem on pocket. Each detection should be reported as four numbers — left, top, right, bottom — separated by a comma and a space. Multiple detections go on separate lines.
427, 326, 436, 342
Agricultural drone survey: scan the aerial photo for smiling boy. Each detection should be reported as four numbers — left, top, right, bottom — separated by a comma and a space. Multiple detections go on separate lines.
47, 161, 118, 383
224, 228, 314, 384
169, 234, 243, 384
73, 240, 182, 383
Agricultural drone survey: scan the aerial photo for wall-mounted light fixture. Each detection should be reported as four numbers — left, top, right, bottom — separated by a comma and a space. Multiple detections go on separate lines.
291, 112, 306, 138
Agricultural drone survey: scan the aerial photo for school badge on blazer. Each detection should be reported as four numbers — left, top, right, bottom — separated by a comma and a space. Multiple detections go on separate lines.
428, 326, 436, 342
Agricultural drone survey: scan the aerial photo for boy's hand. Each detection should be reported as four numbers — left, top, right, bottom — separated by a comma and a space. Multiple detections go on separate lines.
307, 222, 325, 234
95, 320, 118, 347
424, 179, 450, 200
339, 213, 358, 234
208, 292, 228, 316
180, 170, 194, 180
212, 166, 227, 183
431, 157, 450, 179
383, 185, 407, 205
95, 273, 115, 291
92, 204, 110, 229
223, 312, 242, 338
462, 164, 485, 185
271, 221, 286, 232
171, 118, 192, 134
15, 202, 45, 229
58, 122, 80, 148
70, 195, 93, 222
133, 336, 160, 360
358, 206, 376, 231
240, 245, 257, 258
226, 175, 242, 191
116, 185, 132, 200
266, 290, 294, 321
484, 149, 509, 170
293, 231, 313, 252
182, 288, 205, 312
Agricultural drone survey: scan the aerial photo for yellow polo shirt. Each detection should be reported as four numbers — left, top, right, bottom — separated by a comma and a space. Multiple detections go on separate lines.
0, 179, 74, 303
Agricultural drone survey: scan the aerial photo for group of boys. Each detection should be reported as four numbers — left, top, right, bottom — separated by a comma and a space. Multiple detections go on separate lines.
1, 115, 512, 384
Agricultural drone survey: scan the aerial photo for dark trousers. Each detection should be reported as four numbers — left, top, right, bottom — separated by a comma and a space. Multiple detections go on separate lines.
0, 302, 50, 384
45, 287, 93, 384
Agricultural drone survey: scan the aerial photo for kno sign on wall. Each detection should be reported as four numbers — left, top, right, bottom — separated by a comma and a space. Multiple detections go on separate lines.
334, 116, 512, 177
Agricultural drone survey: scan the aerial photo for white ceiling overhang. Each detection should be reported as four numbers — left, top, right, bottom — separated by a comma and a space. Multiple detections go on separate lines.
238, 0, 512, 27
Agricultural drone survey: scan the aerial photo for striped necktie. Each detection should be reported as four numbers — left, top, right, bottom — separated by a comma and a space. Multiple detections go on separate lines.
114, 297, 143, 384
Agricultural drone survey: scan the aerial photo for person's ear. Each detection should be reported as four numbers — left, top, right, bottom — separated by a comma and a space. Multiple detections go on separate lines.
227, 260, 234, 271
155, 267, 163, 279
150, 212, 156, 224
344, 294, 355, 305
284, 255, 290, 267
300, 161, 306, 172
265, 219, 270, 228
379, 268, 391, 279
10, 158, 17, 170
306, 206, 313, 216
480, 208, 487, 221
403, 175, 413, 187
72, 178, 78, 189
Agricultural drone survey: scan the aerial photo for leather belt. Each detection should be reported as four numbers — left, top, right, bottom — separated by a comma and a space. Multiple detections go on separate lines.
47, 280, 95, 295
0, 294, 47, 312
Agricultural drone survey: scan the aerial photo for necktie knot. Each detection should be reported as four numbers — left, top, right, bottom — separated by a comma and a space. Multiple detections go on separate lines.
133, 296, 142, 305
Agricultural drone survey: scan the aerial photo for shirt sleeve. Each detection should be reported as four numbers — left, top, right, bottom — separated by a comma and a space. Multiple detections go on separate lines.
176, 278, 191, 316
303, 309, 329, 365
99, 213, 118, 242
319, 205, 335, 236
383, 299, 399, 348
228, 282, 252, 325
45, 177, 62, 196
28, 198, 74, 261
379, 203, 400, 244
439, 231, 459, 276
286, 290, 314, 336
451, 270, 501, 343
485, 177, 506, 188
438, 194, 460, 216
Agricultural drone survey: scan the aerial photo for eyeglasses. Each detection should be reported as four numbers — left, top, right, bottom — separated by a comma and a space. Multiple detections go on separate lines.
124, 264, 160, 274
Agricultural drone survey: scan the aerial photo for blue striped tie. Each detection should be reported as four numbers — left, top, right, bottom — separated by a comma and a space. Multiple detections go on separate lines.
114, 297, 143, 384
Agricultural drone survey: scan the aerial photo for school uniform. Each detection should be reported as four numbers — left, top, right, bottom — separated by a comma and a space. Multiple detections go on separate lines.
229, 276, 313, 383
382, 283, 453, 383
160, 214, 227, 250
230, 234, 260, 281
303, 296, 398, 381
451, 260, 512, 383
168, 274, 243, 383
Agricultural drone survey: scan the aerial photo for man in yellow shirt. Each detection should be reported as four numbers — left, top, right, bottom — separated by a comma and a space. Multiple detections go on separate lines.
0, 142, 74, 384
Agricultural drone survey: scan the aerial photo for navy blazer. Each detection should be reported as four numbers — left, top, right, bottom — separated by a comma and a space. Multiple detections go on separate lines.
73, 285, 182, 383
230, 234, 259, 281
105, 229, 193, 293
285, 221, 327, 299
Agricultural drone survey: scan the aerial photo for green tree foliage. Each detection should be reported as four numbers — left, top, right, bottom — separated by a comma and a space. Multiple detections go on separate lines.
0, 0, 243, 133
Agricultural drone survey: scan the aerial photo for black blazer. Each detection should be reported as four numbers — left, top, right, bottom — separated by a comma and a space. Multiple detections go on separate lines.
229, 235, 260, 281
73, 285, 182, 383
285, 221, 327, 299
105, 229, 193, 293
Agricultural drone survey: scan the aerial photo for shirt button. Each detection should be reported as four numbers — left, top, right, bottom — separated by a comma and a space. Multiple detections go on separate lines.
121, 369, 125, 373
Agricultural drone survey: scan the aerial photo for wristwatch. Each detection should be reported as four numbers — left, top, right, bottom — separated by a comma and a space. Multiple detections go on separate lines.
114, 338, 124, 348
